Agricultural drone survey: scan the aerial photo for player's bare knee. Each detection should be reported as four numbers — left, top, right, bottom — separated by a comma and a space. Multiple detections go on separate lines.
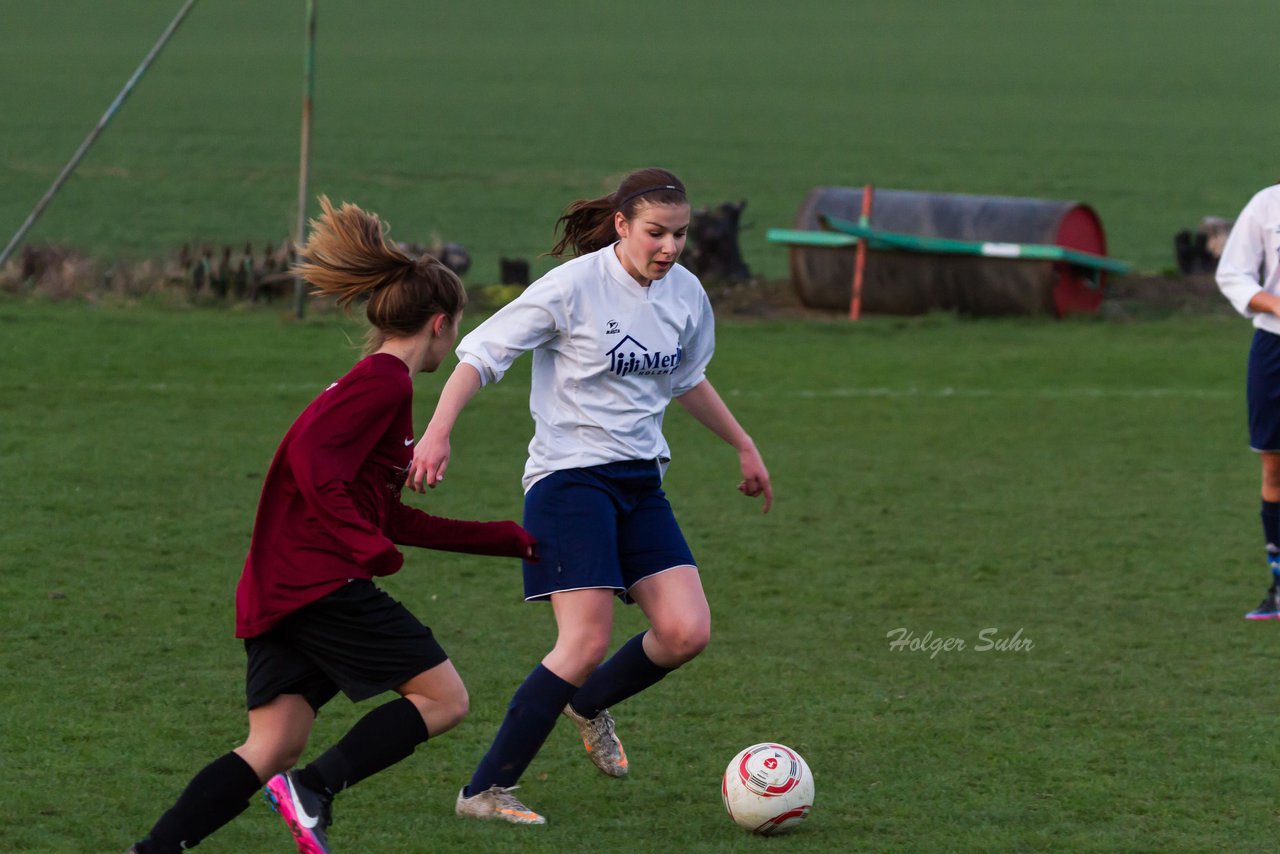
443, 688, 470, 728
546, 638, 609, 684
559, 632, 611, 670
584, 641, 611, 675
663, 623, 710, 663
688, 624, 711, 659
407, 688, 468, 733
278, 745, 305, 770
237, 739, 304, 776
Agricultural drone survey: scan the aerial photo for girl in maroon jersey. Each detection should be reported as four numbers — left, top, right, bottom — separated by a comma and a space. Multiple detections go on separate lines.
126, 198, 536, 854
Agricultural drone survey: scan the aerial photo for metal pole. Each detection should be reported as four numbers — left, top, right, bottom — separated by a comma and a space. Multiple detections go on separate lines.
293, 0, 317, 319
0, 0, 199, 269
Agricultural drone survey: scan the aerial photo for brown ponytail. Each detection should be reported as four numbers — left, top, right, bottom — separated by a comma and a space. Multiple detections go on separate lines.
294, 197, 466, 352
549, 168, 687, 258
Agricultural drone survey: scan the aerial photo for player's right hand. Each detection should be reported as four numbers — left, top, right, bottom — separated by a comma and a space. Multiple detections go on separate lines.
406, 424, 450, 492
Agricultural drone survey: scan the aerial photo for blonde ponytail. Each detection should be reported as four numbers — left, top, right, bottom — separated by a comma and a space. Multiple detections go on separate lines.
294, 196, 466, 352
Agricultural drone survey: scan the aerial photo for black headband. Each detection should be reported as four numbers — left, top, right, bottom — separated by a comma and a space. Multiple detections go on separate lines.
616, 184, 685, 210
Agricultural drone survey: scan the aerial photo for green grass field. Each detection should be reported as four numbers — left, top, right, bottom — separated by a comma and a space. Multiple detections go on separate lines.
3, 1, 1279, 278
0, 302, 1274, 852
5, 1, 1280, 852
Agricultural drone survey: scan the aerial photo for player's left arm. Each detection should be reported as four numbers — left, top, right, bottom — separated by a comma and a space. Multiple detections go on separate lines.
674, 379, 772, 513
386, 502, 539, 561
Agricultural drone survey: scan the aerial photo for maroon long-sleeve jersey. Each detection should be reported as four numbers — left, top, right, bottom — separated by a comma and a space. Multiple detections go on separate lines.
235, 352, 528, 638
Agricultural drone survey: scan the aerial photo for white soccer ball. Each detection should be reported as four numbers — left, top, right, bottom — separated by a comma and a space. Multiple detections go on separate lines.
721, 742, 814, 835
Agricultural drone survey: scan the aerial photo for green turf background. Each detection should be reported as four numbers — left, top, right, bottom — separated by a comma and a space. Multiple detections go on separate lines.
3, 1, 1278, 279
1, 304, 1272, 851
3, 2, 1279, 851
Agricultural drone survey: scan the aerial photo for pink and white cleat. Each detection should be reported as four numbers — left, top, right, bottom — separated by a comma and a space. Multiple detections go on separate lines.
264, 771, 333, 854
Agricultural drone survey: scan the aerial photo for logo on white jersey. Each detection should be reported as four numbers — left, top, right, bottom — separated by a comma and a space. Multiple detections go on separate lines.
605, 320, 621, 334
607, 335, 683, 378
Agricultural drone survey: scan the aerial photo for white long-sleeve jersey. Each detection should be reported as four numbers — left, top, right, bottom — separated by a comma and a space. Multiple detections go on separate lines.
457, 243, 715, 491
1217, 185, 1280, 334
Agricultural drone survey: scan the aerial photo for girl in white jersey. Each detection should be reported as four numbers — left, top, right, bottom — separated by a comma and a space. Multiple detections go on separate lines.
1217, 183, 1280, 619
406, 167, 772, 823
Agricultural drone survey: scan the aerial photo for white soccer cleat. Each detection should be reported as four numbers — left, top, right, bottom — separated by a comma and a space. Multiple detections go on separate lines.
454, 785, 546, 825
563, 704, 629, 778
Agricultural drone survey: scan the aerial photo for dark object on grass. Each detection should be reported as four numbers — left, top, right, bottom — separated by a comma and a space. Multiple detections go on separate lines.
1174, 216, 1233, 275
684, 200, 751, 284
500, 257, 530, 286
209, 246, 232, 299
434, 242, 471, 277
398, 240, 471, 277
19, 244, 90, 281
191, 246, 212, 294
252, 241, 295, 302
232, 242, 252, 300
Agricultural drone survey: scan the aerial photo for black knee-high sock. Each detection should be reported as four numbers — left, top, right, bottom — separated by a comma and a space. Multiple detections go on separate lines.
467, 664, 577, 795
135, 752, 261, 854
295, 697, 429, 797
570, 632, 674, 720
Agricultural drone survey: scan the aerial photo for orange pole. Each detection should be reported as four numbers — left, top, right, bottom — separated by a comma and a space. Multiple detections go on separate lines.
850, 184, 874, 320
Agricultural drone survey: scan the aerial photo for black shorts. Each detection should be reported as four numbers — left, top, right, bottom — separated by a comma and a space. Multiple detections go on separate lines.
244, 580, 448, 712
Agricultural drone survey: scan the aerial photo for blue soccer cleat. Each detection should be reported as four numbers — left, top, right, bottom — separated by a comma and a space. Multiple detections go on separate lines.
1246, 587, 1280, 620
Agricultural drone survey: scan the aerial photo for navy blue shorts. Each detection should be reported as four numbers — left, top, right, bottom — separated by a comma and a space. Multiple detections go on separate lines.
1248, 329, 1280, 452
244, 580, 448, 711
521, 460, 697, 603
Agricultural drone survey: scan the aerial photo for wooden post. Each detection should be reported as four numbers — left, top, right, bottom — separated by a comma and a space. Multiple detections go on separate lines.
293, 0, 317, 319
850, 184, 874, 320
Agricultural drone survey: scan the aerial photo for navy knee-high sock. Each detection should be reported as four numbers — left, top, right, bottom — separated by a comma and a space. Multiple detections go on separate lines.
1263, 500, 1280, 584
135, 752, 262, 854
570, 632, 674, 721
467, 664, 577, 795
295, 697, 429, 797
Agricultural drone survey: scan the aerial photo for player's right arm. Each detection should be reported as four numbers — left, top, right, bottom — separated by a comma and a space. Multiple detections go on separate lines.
407, 363, 481, 492
1218, 190, 1274, 317
406, 275, 566, 492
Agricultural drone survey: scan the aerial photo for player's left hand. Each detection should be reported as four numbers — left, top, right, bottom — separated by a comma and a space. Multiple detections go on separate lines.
737, 444, 773, 513
499, 520, 539, 562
